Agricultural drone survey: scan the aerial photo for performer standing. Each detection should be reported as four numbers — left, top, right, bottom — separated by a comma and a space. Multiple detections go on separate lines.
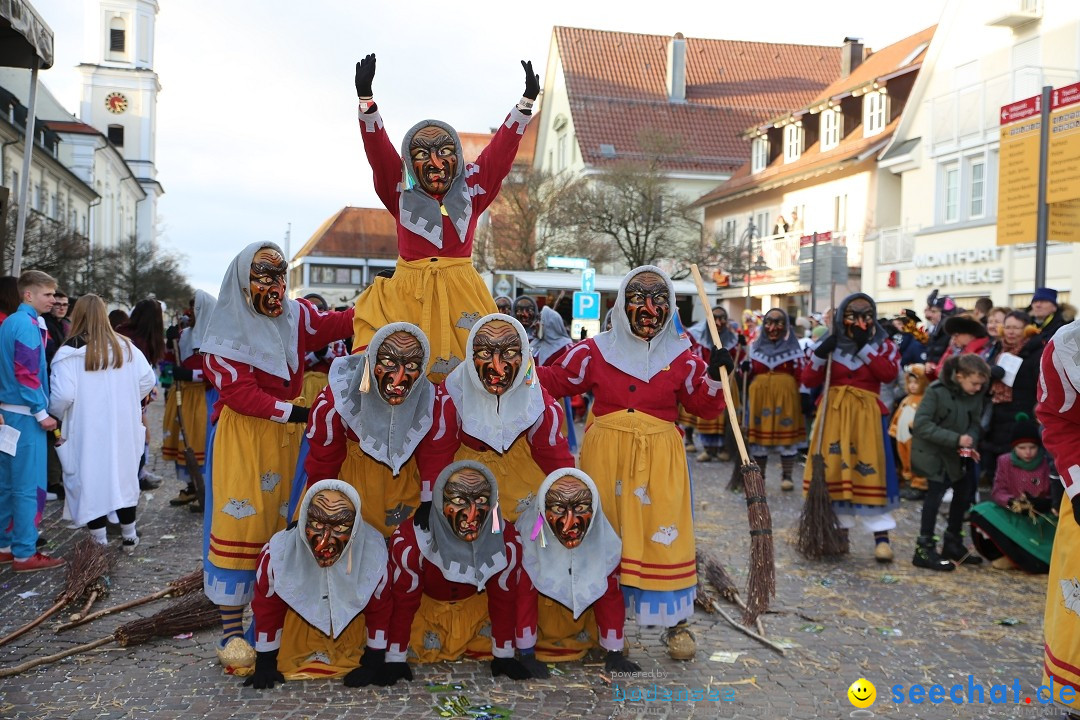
352, 53, 539, 380
416, 314, 572, 525
303, 322, 433, 537
515, 468, 640, 672
536, 266, 732, 660
247, 480, 392, 688
199, 241, 354, 671
801, 294, 901, 562
378, 461, 547, 681
744, 309, 806, 490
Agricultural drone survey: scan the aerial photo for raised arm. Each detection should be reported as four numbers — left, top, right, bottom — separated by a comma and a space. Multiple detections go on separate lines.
354, 53, 404, 214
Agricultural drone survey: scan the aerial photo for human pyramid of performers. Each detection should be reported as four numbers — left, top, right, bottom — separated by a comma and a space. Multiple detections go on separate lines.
180, 53, 900, 689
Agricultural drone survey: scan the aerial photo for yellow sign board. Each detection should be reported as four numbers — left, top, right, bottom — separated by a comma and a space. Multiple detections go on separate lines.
1051, 198, 1080, 243
1048, 82, 1080, 206
997, 95, 1042, 246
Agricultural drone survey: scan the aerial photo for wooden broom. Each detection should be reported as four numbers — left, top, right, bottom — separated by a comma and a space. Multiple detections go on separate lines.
795, 356, 849, 559
0, 538, 113, 648
56, 569, 202, 632
0, 592, 218, 678
172, 340, 205, 508
690, 265, 775, 624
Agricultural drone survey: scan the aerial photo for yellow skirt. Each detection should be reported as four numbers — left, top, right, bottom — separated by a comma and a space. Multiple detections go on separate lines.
279, 607, 367, 680
536, 600, 597, 662
409, 592, 493, 663
580, 410, 696, 592
208, 407, 304, 572
162, 382, 208, 467
748, 372, 805, 447
802, 386, 888, 506
339, 443, 421, 538
454, 439, 546, 524
352, 256, 497, 383
688, 383, 738, 436
298, 371, 328, 409
1043, 495, 1080, 707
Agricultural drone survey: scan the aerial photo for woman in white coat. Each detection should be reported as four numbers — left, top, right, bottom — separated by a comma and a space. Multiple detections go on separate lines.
50, 294, 157, 551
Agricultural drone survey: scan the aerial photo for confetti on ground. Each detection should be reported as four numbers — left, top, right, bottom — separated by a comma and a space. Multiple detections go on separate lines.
426, 683, 466, 693
160, 535, 176, 540
709, 651, 741, 663
880, 574, 899, 584
875, 627, 903, 637
996, 617, 1022, 626
800, 624, 825, 633
172, 632, 193, 640
17, 591, 39, 599
775, 639, 801, 649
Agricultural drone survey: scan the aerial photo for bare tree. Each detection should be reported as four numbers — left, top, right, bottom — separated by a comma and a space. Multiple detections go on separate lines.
102, 235, 195, 310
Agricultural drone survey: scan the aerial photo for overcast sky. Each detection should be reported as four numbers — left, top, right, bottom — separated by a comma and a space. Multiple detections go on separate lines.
25, 0, 947, 296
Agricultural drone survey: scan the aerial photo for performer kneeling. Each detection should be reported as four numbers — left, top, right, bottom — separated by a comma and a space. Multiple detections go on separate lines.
516, 469, 640, 673
247, 479, 391, 689
380, 461, 547, 682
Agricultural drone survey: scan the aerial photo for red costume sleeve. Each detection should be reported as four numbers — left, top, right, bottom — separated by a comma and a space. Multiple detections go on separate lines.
676, 354, 726, 420
1037, 337, 1080, 501
515, 564, 539, 651
526, 390, 575, 475
358, 109, 404, 217
362, 573, 391, 651
303, 386, 349, 488
296, 299, 354, 353
205, 354, 292, 423
414, 384, 463, 502
483, 524, 529, 657
469, 109, 532, 217
252, 545, 288, 652
386, 522, 425, 662
593, 572, 627, 652
535, 341, 594, 398
859, 338, 901, 383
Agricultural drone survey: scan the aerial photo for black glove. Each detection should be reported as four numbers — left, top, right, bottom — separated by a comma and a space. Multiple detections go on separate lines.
707, 348, 734, 381
173, 365, 194, 382
414, 500, 432, 533
288, 405, 310, 424
491, 656, 531, 680
990, 365, 1006, 382
813, 334, 838, 359
375, 661, 413, 687
355, 54, 376, 98
739, 359, 751, 374
521, 60, 540, 100
243, 650, 284, 690
517, 652, 550, 678
737, 334, 748, 347
604, 650, 641, 673
800, 392, 814, 417
343, 647, 385, 688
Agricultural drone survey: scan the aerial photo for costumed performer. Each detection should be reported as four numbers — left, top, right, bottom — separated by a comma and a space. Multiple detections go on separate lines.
686, 305, 741, 462
535, 305, 573, 366
514, 295, 541, 356
299, 293, 350, 406
969, 413, 1053, 573
352, 53, 539, 381
535, 266, 732, 660
494, 295, 513, 316
889, 364, 929, 501
247, 479, 392, 688
743, 308, 806, 490
200, 242, 354, 671
516, 468, 640, 672
379, 460, 547, 682
303, 322, 432, 537
801, 293, 900, 563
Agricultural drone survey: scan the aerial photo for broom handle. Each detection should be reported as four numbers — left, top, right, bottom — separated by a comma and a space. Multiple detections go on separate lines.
56, 586, 174, 632
0, 599, 66, 648
814, 355, 834, 456
0, 636, 114, 678
690, 265, 750, 464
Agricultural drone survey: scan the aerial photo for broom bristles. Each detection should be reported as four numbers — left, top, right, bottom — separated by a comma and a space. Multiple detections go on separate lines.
113, 592, 218, 647
795, 454, 849, 560
58, 538, 114, 605
740, 461, 775, 625
166, 570, 204, 596
702, 553, 739, 604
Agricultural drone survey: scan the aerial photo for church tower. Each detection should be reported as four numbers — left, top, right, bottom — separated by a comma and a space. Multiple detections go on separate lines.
77, 0, 162, 245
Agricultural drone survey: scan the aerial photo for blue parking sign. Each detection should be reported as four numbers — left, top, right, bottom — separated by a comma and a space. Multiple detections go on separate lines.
573, 291, 601, 320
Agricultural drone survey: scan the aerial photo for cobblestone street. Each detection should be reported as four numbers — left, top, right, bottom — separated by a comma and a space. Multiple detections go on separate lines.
0, 400, 1054, 719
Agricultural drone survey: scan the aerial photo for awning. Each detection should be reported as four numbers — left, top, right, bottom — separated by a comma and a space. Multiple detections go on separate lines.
0, 0, 54, 70
506, 270, 710, 296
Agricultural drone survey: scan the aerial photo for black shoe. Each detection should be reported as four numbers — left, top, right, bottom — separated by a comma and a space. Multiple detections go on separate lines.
942, 532, 983, 566
36, 536, 47, 548
912, 536, 955, 571
47, 483, 65, 501
139, 476, 162, 491
901, 487, 926, 501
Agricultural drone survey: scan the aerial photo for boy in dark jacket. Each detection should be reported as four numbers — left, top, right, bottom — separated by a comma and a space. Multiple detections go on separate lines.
910, 354, 992, 571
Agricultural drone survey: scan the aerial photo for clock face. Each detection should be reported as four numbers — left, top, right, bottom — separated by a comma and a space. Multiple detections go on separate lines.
105, 92, 128, 114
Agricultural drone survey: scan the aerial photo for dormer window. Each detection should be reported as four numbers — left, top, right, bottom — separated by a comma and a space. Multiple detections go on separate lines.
751, 136, 770, 173
783, 123, 804, 163
864, 90, 888, 137
821, 108, 842, 150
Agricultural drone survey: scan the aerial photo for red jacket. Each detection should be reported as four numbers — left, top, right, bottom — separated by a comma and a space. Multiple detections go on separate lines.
801, 339, 900, 415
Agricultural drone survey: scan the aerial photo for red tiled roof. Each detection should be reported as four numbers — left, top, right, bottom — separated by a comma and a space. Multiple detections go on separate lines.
810, 26, 934, 108
292, 207, 398, 261
554, 26, 842, 173
44, 120, 100, 135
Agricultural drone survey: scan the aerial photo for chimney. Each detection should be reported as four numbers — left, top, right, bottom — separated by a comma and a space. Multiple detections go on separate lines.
841, 37, 864, 77
666, 32, 687, 103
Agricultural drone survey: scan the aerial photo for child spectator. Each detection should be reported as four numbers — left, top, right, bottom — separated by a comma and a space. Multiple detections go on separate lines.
911, 354, 991, 571
889, 364, 930, 501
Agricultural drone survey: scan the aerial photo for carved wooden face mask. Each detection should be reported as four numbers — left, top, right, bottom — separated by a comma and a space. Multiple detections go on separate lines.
514, 297, 538, 330
472, 320, 523, 396
373, 331, 424, 405
442, 468, 491, 542
544, 475, 593, 549
842, 298, 875, 347
763, 310, 787, 342
624, 271, 669, 340
409, 125, 458, 195
248, 248, 287, 318
305, 489, 356, 567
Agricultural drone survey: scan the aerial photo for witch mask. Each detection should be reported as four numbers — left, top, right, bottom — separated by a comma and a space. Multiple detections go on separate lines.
472, 319, 523, 396
305, 489, 356, 567
374, 330, 425, 405
544, 475, 593, 549
442, 467, 492, 542
248, 247, 287, 318
409, 125, 458, 195
624, 271, 670, 340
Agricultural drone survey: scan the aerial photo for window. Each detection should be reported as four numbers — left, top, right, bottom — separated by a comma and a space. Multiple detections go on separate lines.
107, 124, 124, 147
833, 194, 848, 232
943, 164, 960, 223
109, 17, 126, 53
755, 211, 770, 239
50, 192, 57, 219
821, 109, 841, 150
751, 136, 769, 173
969, 158, 985, 218
557, 133, 567, 171
311, 265, 362, 286
783, 124, 803, 163
864, 91, 887, 136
